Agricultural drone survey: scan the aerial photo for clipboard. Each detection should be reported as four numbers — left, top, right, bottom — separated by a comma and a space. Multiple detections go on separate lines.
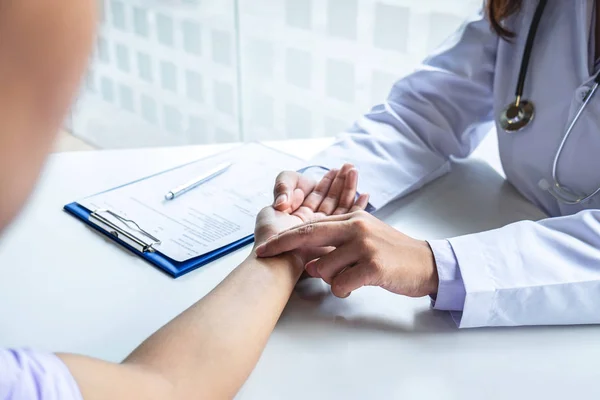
63, 203, 255, 277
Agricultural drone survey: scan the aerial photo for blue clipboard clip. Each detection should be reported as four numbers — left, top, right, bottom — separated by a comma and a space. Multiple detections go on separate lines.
89, 209, 161, 253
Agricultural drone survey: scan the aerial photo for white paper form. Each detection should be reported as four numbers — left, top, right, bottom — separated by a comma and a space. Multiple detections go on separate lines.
79, 143, 304, 261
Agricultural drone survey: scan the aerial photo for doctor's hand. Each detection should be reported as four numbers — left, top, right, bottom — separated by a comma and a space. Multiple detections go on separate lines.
255, 211, 439, 298
254, 205, 369, 266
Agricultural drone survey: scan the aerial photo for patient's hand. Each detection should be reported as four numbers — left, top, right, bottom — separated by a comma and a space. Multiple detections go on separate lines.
273, 164, 366, 219
255, 165, 369, 263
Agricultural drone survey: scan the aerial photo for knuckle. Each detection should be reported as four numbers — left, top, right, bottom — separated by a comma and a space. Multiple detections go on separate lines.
351, 211, 374, 231
352, 217, 369, 233
352, 210, 368, 219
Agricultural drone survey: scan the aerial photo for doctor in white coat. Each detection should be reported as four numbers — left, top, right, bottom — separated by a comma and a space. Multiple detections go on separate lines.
257, 0, 600, 328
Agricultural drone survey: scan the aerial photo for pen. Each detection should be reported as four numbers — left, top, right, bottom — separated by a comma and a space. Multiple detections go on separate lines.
164, 162, 232, 200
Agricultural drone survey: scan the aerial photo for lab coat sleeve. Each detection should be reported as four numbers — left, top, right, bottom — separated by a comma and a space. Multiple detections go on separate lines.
428, 239, 466, 312
449, 209, 600, 328
310, 8, 499, 209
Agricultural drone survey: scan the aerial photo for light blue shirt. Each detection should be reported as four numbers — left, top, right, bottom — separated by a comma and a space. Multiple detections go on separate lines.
0, 348, 82, 400
311, 1, 600, 328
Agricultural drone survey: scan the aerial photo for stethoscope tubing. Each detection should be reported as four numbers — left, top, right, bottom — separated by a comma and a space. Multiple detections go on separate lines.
514, 0, 548, 102
548, 79, 600, 204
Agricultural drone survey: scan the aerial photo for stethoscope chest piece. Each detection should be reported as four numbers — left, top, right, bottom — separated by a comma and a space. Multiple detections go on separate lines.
500, 100, 535, 132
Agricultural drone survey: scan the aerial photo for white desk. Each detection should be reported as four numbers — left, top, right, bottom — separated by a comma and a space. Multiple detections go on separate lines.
0, 139, 597, 399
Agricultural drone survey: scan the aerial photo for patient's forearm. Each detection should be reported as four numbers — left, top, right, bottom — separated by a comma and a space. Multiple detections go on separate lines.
124, 251, 304, 399
61, 252, 304, 400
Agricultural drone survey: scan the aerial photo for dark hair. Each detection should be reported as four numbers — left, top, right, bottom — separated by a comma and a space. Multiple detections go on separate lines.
487, 0, 523, 39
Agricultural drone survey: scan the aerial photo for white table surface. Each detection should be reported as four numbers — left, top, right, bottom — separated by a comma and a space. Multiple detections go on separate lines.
1, 138, 598, 400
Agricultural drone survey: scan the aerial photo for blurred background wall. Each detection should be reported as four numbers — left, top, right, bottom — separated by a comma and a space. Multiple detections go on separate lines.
69, 0, 481, 149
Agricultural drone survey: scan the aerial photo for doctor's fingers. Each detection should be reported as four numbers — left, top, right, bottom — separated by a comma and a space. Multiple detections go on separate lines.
317, 164, 355, 215
305, 244, 360, 284
331, 263, 380, 298
297, 245, 335, 265
273, 171, 316, 213
255, 218, 356, 257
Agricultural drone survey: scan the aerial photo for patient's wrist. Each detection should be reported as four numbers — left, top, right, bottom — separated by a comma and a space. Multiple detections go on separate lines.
250, 247, 305, 278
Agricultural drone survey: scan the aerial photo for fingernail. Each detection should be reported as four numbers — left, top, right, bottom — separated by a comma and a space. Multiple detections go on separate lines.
255, 244, 266, 256
275, 194, 287, 206
305, 262, 319, 278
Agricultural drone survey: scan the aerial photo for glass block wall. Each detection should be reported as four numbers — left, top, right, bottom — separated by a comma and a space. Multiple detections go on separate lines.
72, 0, 481, 148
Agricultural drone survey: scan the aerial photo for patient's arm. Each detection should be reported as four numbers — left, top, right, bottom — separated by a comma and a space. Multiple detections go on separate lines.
61, 243, 304, 400
60, 168, 367, 400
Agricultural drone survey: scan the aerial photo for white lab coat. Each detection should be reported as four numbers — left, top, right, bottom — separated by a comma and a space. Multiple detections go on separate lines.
311, 1, 600, 327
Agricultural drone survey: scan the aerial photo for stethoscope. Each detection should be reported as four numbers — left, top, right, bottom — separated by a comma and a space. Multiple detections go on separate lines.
500, 0, 600, 204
